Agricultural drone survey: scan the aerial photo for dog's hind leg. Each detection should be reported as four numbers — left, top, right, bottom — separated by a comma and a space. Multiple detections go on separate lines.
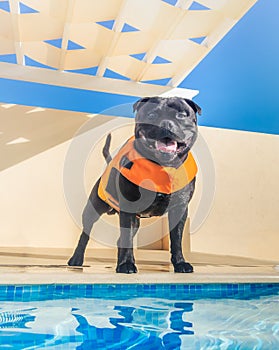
68, 179, 110, 266
116, 212, 139, 273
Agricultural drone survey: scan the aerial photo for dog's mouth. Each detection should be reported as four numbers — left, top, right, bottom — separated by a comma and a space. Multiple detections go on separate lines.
155, 138, 178, 154
139, 131, 189, 155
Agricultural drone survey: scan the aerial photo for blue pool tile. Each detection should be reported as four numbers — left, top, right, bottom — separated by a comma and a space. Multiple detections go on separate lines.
63, 285, 70, 292
56, 285, 63, 292
0, 283, 279, 301
85, 284, 93, 292
1, 285, 278, 349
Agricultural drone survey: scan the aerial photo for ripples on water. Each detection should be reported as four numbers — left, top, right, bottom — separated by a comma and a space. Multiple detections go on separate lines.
0, 295, 279, 349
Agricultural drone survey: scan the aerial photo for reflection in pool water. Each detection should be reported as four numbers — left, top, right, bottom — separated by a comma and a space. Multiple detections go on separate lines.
0, 285, 279, 349
0, 299, 195, 349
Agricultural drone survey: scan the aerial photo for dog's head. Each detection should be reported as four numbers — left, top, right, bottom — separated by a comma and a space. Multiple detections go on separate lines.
133, 96, 201, 167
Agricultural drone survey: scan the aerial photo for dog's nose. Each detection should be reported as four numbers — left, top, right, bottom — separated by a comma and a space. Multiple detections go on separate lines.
160, 120, 175, 131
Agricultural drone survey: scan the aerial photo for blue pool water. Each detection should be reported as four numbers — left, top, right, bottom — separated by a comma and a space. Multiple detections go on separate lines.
0, 283, 279, 349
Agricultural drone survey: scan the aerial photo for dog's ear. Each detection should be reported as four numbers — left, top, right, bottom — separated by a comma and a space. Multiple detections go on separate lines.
184, 99, 202, 116
133, 97, 152, 113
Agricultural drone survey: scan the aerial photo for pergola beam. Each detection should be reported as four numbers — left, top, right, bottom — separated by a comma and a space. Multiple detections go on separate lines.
96, 0, 129, 77
0, 62, 199, 99
1, 0, 258, 88
135, 0, 192, 82
8, 0, 24, 65
58, 0, 75, 71
168, 0, 257, 87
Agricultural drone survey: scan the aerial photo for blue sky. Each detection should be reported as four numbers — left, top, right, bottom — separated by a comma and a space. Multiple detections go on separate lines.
182, 0, 279, 135
0, 0, 278, 135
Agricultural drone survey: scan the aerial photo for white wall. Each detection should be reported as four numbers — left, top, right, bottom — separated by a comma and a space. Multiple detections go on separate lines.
191, 127, 279, 261
0, 105, 278, 261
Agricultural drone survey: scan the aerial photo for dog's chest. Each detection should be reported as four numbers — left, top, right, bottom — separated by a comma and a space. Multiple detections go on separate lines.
98, 137, 196, 215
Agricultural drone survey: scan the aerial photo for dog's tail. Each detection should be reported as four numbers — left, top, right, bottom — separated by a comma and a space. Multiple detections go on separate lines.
102, 133, 112, 164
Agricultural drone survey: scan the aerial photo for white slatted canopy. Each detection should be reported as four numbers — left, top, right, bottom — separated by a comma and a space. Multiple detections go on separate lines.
0, 0, 257, 96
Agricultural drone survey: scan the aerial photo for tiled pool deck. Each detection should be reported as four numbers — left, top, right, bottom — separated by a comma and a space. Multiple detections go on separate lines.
0, 248, 278, 285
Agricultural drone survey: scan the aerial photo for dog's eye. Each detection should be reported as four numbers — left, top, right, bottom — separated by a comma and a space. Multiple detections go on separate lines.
147, 112, 156, 119
176, 112, 187, 119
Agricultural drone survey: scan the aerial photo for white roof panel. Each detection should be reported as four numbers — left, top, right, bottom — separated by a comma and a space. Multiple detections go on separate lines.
0, 0, 258, 95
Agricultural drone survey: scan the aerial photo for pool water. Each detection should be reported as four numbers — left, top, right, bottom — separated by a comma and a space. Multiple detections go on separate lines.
0, 284, 279, 349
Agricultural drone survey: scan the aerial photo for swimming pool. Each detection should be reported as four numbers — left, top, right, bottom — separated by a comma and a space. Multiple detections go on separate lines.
0, 283, 278, 349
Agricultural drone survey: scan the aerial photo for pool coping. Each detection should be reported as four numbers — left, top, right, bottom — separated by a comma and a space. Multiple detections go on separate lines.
1, 269, 279, 285
0, 248, 278, 285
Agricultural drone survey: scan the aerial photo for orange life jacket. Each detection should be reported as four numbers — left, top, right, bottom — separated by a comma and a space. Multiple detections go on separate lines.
98, 136, 197, 212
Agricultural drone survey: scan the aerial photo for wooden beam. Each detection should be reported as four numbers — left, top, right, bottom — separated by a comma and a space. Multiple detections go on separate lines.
58, 0, 75, 71
135, 0, 192, 82
96, 0, 128, 77
169, 0, 258, 87
8, 0, 24, 65
0, 62, 198, 98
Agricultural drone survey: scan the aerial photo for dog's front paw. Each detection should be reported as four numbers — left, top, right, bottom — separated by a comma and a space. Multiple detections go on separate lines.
116, 262, 138, 274
173, 262, 193, 273
67, 254, 84, 267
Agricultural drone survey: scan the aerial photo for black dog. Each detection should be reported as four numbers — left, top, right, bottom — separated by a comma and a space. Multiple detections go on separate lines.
68, 96, 201, 273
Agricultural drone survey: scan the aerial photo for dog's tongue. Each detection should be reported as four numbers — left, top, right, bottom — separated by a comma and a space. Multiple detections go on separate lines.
156, 139, 177, 153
